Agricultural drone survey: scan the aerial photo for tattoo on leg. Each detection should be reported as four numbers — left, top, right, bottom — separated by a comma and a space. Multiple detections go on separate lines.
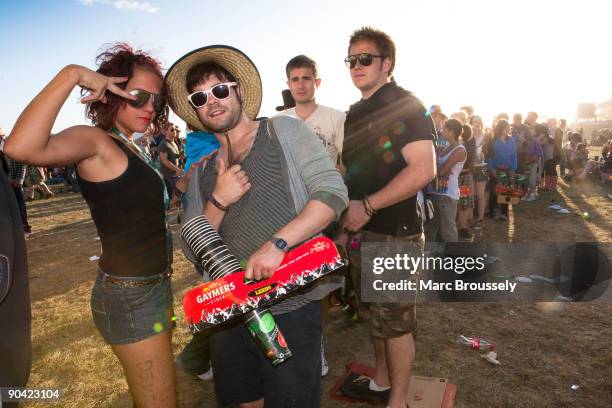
136, 359, 157, 404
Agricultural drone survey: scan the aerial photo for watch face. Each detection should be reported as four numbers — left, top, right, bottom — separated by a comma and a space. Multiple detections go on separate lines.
275, 239, 288, 251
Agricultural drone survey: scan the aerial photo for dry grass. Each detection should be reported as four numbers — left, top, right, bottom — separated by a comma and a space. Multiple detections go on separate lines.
21, 176, 612, 407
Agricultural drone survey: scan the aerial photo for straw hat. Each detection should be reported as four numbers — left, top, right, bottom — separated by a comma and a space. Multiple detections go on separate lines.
165, 45, 262, 131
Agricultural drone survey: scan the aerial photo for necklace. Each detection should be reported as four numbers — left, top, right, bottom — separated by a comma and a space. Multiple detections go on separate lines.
108, 128, 150, 159
222, 121, 259, 166
110, 127, 167, 199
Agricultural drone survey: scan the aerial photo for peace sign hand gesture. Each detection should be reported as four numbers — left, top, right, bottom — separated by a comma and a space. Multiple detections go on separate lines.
74, 65, 137, 104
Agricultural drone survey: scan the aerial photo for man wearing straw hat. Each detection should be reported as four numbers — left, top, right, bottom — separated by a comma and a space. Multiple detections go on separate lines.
166, 45, 348, 407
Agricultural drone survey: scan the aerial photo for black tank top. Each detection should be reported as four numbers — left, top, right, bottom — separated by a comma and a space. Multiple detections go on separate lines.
77, 137, 168, 277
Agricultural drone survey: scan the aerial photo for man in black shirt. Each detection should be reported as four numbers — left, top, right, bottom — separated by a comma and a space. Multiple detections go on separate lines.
340, 27, 436, 408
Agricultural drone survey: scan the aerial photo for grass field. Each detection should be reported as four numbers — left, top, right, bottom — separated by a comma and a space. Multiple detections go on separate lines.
21, 174, 612, 407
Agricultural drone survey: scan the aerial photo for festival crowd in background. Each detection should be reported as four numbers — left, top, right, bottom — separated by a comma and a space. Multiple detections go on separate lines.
4, 101, 611, 241
1, 25, 611, 408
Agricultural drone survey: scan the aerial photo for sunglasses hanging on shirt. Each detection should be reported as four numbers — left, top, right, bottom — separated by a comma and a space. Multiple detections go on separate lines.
188, 82, 238, 108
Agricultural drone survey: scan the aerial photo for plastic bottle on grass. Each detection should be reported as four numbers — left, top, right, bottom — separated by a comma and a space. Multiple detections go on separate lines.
457, 335, 496, 351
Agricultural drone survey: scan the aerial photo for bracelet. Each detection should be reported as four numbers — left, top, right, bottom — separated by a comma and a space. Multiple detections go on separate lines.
208, 194, 229, 212
362, 199, 370, 216
363, 194, 377, 217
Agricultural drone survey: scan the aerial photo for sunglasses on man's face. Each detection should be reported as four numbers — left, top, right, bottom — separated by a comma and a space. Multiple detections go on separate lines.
126, 89, 166, 113
188, 82, 238, 108
344, 53, 383, 69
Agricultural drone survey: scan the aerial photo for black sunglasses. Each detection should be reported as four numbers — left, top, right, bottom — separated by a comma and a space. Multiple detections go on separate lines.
344, 53, 383, 69
127, 89, 166, 113
188, 82, 238, 108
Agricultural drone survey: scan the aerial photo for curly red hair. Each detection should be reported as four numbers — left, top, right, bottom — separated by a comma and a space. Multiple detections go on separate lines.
85, 43, 168, 131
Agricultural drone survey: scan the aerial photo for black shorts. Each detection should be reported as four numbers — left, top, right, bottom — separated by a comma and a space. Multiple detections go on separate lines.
209, 301, 322, 407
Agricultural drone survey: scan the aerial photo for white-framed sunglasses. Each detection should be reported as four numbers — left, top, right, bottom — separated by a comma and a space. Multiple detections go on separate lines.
188, 82, 238, 108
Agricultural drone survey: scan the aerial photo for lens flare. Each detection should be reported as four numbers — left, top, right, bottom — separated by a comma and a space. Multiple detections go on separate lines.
378, 135, 389, 147
383, 151, 395, 163
392, 121, 406, 136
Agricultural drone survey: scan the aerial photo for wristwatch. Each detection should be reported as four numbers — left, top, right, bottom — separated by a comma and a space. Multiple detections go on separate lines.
269, 237, 289, 252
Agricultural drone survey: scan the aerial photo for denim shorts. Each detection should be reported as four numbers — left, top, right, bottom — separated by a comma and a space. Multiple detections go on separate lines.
209, 301, 322, 407
91, 268, 175, 345
473, 164, 488, 183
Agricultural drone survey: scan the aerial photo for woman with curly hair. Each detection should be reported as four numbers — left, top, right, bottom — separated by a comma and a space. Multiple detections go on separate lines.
5, 43, 176, 407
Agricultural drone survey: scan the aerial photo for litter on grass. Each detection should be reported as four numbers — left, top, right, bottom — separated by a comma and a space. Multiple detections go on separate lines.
481, 351, 501, 366
529, 274, 557, 284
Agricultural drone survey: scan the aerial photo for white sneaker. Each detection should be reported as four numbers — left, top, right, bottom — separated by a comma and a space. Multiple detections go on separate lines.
197, 367, 214, 381
321, 338, 329, 377
524, 193, 536, 202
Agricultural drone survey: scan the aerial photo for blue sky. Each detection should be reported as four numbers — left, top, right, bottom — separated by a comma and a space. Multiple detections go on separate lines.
1, 0, 611, 134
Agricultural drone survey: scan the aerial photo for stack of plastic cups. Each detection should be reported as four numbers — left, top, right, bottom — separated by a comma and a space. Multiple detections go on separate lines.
181, 215, 292, 365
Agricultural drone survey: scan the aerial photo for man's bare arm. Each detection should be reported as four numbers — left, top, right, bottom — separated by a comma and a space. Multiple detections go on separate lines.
244, 200, 336, 280
368, 139, 436, 210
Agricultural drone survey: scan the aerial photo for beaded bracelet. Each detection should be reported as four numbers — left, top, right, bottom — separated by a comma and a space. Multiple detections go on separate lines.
208, 194, 229, 212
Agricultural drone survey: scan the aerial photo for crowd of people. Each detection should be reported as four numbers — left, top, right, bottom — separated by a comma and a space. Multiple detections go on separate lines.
589, 127, 612, 146
0, 25, 610, 408
421, 107, 612, 243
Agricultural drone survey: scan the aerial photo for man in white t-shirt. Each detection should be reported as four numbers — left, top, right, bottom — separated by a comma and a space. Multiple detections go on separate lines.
279, 55, 346, 378
280, 55, 345, 167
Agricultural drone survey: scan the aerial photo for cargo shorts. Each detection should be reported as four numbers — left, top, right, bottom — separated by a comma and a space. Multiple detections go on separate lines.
348, 230, 424, 339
